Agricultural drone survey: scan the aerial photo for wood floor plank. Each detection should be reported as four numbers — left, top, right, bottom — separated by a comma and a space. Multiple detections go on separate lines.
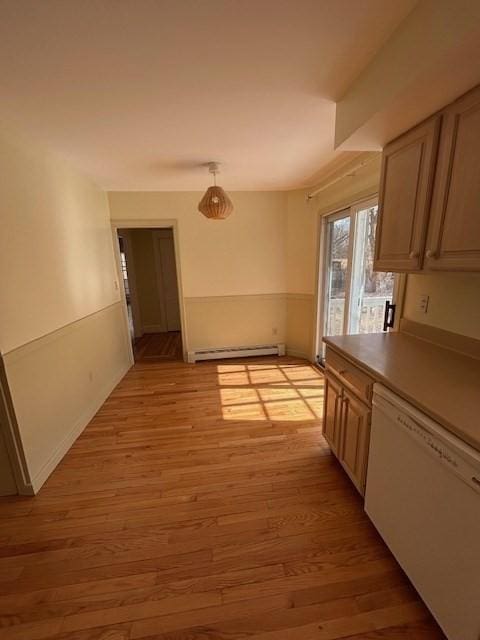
0, 356, 445, 640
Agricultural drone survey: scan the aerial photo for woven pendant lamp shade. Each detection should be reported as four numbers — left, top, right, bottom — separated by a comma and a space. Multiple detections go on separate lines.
198, 185, 233, 219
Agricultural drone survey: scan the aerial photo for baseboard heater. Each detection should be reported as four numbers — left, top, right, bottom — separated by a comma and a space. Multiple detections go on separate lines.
187, 343, 285, 363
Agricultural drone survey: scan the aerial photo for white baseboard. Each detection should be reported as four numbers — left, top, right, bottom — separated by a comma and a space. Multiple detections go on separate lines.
31, 363, 130, 493
188, 343, 285, 363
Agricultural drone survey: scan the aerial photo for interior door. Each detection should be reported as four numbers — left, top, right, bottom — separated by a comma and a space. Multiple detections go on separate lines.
155, 232, 181, 332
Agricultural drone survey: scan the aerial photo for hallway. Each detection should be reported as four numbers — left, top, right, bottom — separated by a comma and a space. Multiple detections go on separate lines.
0, 357, 444, 639
133, 332, 183, 362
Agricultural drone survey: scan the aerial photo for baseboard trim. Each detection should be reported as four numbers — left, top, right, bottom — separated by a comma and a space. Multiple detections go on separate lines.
30, 363, 130, 493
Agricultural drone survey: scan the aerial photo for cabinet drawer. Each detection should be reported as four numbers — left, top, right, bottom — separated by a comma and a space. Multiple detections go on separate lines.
325, 347, 373, 404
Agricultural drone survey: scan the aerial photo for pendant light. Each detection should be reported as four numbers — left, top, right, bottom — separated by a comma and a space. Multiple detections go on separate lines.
198, 162, 233, 219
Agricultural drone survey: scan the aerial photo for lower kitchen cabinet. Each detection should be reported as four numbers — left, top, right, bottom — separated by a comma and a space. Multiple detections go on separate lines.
339, 388, 371, 493
322, 369, 372, 495
323, 372, 343, 455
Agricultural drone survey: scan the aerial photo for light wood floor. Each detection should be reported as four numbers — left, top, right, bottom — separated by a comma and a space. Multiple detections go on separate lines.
0, 356, 445, 639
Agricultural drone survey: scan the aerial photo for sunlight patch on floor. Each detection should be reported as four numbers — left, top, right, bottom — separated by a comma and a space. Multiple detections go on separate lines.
217, 361, 324, 422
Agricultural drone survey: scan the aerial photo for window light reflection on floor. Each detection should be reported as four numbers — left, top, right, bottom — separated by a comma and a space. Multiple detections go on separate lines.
217, 362, 324, 422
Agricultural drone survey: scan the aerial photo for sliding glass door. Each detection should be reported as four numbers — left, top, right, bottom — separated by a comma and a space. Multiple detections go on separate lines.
324, 211, 351, 337
322, 200, 397, 340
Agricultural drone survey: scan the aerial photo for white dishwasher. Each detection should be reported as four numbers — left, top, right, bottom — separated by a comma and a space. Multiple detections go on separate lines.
365, 384, 480, 640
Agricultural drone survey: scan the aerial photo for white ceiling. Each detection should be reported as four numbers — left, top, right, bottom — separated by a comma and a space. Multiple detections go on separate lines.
0, 0, 417, 190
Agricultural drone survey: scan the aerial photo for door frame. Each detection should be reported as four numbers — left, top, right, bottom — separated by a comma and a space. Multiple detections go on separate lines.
322, 207, 354, 341
152, 229, 182, 333
117, 230, 143, 339
0, 355, 34, 495
111, 220, 188, 363
313, 196, 406, 362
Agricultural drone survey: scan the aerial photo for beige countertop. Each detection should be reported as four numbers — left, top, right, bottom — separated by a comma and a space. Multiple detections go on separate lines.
323, 331, 480, 452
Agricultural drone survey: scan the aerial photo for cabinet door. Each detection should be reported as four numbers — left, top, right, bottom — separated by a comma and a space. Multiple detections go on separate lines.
425, 86, 480, 271
322, 373, 342, 454
374, 115, 441, 272
339, 389, 371, 495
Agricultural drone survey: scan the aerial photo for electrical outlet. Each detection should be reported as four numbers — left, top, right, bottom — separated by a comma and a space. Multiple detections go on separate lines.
88, 371, 94, 382
272, 327, 278, 336
419, 294, 429, 314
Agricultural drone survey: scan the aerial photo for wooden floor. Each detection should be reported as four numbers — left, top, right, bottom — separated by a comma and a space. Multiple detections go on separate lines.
0, 356, 445, 640
134, 332, 183, 362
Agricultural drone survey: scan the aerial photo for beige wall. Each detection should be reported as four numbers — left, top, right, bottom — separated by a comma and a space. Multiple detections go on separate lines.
286, 189, 317, 296
0, 133, 120, 354
335, 0, 480, 149
0, 130, 131, 492
109, 191, 288, 297
284, 189, 317, 358
109, 191, 289, 353
403, 273, 480, 341
185, 294, 286, 351
5, 304, 128, 491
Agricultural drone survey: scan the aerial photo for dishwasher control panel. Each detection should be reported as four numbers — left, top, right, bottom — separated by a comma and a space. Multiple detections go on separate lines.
374, 392, 480, 496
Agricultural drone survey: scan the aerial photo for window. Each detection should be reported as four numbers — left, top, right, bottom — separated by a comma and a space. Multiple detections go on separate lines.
320, 199, 399, 347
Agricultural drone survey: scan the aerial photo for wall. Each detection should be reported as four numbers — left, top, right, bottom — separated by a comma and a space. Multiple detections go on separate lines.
108, 191, 289, 352
285, 189, 317, 358
403, 273, 480, 341
335, 0, 480, 149
0, 129, 131, 492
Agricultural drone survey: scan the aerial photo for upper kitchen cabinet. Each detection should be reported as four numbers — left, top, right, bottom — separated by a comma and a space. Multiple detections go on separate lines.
374, 84, 480, 274
374, 116, 441, 272
425, 86, 480, 271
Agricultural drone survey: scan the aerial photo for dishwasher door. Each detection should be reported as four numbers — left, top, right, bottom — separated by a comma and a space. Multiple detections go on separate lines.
365, 385, 480, 640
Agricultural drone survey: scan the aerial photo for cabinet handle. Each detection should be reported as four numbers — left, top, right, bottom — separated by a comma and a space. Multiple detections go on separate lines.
409, 251, 419, 259
426, 249, 438, 259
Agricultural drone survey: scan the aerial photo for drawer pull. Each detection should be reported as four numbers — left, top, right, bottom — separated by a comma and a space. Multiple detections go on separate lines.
426, 249, 438, 259
409, 251, 419, 259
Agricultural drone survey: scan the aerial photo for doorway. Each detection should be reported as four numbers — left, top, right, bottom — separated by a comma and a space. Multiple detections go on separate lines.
318, 199, 402, 359
116, 227, 183, 363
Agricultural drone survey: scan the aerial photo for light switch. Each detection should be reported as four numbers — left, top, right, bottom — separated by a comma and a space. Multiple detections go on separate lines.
419, 294, 429, 314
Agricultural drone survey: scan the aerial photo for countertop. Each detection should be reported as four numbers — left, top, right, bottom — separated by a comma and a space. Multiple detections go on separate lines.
323, 331, 480, 452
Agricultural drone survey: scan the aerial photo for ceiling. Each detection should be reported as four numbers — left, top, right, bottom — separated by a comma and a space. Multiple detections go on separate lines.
0, 0, 417, 190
